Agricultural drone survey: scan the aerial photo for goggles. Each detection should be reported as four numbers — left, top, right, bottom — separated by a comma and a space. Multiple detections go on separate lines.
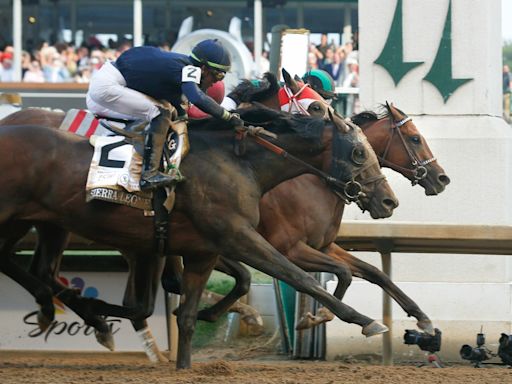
210, 68, 226, 81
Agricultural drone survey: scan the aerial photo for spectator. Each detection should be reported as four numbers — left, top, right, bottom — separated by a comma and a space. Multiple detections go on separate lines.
316, 33, 330, 62
504, 64, 511, 123
320, 47, 334, 68
23, 60, 45, 82
343, 54, 360, 116
0, 52, 15, 82
323, 49, 346, 86
42, 48, 71, 82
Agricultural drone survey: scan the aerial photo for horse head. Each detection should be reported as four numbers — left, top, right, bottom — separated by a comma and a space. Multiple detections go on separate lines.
238, 105, 398, 218
327, 108, 398, 218
351, 102, 450, 195
279, 68, 329, 118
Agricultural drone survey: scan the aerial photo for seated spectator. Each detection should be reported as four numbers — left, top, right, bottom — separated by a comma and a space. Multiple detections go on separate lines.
23, 60, 45, 82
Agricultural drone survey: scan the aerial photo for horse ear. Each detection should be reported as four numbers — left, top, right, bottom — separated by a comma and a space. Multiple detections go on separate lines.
294, 74, 301, 82
329, 107, 349, 133
282, 68, 291, 83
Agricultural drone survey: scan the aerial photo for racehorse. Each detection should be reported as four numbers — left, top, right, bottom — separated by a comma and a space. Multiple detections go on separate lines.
163, 72, 450, 333
0, 105, 396, 369
1, 72, 448, 359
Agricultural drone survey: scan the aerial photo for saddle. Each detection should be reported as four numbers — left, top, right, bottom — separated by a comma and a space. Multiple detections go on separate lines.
59, 109, 183, 211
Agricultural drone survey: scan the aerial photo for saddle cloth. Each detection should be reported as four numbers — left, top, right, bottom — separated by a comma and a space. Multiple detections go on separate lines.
59, 109, 152, 210
58, 108, 113, 137
85, 136, 152, 210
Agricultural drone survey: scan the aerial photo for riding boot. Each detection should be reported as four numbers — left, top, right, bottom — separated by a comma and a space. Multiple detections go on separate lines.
140, 108, 175, 191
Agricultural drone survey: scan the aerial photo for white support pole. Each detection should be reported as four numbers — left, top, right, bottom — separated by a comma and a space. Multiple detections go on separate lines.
254, 0, 263, 76
12, 0, 22, 82
133, 0, 143, 47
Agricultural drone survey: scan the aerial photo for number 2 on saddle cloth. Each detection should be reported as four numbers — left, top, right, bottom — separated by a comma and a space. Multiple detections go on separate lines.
59, 108, 187, 254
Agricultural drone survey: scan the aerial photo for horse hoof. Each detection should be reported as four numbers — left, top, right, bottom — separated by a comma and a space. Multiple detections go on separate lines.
362, 321, 389, 337
95, 330, 115, 351
295, 312, 315, 330
37, 311, 53, 332
417, 319, 435, 335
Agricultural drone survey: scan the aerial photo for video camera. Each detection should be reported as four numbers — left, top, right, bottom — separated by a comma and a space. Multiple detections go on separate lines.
403, 328, 442, 353
460, 332, 491, 367
498, 333, 512, 366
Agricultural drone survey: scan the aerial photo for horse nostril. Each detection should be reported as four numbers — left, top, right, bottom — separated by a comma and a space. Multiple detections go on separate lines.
438, 174, 450, 186
383, 197, 398, 210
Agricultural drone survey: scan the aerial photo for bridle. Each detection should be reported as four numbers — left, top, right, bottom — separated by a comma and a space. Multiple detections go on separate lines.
281, 83, 319, 115
378, 115, 436, 185
279, 85, 385, 204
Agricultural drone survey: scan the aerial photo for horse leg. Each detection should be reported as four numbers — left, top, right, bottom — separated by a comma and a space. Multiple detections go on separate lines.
325, 242, 434, 334
0, 222, 55, 330
197, 257, 262, 330
123, 251, 168, 363
176, 254, 219, 369
220, 226, 387, 337
31, 223, 115, 350
285, 241, 353, 329
161, 255, 183, 294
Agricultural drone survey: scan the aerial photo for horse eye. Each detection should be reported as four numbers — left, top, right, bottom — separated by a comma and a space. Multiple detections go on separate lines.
411, 136, 421, 144
352, 146, 367, 165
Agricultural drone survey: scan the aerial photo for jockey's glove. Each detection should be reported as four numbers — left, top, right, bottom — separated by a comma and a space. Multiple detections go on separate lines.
227, 112, 244, 130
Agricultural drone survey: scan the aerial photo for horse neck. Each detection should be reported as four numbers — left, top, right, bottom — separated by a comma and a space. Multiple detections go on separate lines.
189, 130, 324, 196
360, 118, 390, 158
247, 144, 323, 194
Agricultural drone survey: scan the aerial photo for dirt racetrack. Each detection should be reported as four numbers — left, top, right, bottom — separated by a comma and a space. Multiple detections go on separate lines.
1, 348, 511, 384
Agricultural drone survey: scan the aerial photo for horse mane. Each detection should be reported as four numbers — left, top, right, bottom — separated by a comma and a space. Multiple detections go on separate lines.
228, 72, 280, 103
351, 103, 407, 126
188, 103, 324, 139
350, 110, 379, 127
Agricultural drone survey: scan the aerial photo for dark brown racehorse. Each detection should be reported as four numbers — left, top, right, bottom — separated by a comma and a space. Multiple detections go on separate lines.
0, 105, 396, 369
164, 71, 450, 334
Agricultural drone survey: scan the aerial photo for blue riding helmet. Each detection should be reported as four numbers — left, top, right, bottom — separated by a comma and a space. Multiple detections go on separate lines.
302, 69, 337, 100
190, 39, 231, 73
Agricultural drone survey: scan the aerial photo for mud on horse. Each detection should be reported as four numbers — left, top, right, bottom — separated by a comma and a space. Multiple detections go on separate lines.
0, 105, 396, 369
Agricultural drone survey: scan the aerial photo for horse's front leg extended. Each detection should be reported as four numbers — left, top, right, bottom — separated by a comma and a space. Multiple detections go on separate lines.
176, 254, 219, 369
123, 252, 168, 363
285, 241, 352, 329
220, 225, 387, 337
325, 243, 434, 335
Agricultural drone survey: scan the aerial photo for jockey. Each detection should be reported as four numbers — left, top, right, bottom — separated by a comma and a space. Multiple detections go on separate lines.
86, 39, 243, 191
302, 69, 338, 102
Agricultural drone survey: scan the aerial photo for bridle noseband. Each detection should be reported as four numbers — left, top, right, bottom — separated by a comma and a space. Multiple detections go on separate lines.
379, 115, 436, 185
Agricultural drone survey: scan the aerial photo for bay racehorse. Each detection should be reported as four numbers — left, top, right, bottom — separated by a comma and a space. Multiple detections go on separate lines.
0, 105, 396, 368
162, 72, 450, 335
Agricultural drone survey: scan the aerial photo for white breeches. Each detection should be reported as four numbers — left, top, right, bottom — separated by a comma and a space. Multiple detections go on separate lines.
86, 61, 160, 121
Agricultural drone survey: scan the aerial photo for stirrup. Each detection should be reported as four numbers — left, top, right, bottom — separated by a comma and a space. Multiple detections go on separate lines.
140, 172, 176, 191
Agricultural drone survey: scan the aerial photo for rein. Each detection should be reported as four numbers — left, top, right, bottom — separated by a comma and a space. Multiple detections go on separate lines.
236, 125, 362, 204
378, 115, 436, 185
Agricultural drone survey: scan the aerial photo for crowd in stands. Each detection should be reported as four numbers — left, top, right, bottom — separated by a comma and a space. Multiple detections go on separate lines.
307, 32, 359, 90
0, 37, 137, 83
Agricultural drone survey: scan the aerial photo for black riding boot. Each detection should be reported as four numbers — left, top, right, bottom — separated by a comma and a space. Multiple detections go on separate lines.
140, 109, 175, 191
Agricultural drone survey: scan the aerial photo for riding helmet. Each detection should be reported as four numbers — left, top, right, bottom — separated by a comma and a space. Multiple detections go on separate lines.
302, 69, 337, 100
190, 39, 231, 73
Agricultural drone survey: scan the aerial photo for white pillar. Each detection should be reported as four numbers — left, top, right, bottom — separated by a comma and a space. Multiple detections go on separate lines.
328, 0, 512, 362
254, 0, 263, 76
133, 0, 143, 47
12, 0, 22, 82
